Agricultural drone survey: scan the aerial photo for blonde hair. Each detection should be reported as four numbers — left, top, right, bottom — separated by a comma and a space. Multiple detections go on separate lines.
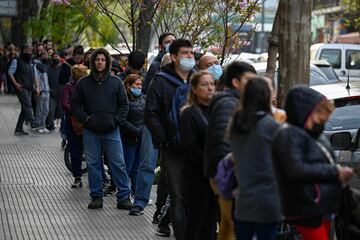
71, 64, 89, 81
182, 70, 213, 111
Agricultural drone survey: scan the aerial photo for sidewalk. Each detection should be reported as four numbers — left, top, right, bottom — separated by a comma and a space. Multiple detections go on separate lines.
0, 95, 173, 240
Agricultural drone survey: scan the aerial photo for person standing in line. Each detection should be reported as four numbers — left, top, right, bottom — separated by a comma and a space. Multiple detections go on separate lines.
228, 77, 282, 240
61, 64, 88, 189
273, 86, 355, 240
8, 45, 39, 135
179, 71, 217, 240
118, 51, 146, 81
71, 48, 132, 210
121, 74, 146, 196
46, 53, 62, 131
144, 39, 195, 239
203, 61, 256, 240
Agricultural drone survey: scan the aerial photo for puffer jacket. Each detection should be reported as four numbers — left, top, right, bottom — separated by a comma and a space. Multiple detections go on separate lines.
272, 86, 341, 226
71, 48, 129, 135
203, 88, 240, 178
144, 63, 191, 148
121, 94, 145, 144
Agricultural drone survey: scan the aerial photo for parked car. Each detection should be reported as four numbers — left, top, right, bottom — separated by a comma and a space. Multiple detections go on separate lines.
310, 43, 360, 82
253, 62, 331, 87
311, 60, 341, 84
311, 82, 360, 138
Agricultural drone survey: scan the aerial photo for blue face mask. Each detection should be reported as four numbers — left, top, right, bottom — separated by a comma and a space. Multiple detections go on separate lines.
179, 57, 195, 71
130, 87, 141, 97
207, 64, 223, 81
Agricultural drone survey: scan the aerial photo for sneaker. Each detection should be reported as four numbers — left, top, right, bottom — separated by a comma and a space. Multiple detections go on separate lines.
117, 197, 134, 210
147, 199, 154, 206
152, 211, 160, 224
71, 178, 82, 188
88, 197, 103, 209
129, 206, 144, 216
61, 138, 67, 150
36, 128, 45, 134
43, 128, 51, 133
14, 129, 29, 136
156, 224, 171, 237
104, 185, 116, 196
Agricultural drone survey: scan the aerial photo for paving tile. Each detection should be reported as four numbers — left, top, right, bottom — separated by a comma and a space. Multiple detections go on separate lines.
0, 95, 174, 240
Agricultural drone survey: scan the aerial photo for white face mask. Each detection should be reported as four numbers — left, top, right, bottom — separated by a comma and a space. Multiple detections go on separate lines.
164, 43, 171, 53
179, 57, 195, 71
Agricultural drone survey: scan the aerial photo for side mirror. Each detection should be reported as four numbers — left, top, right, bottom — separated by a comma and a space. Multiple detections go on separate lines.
331, 132, 352, 150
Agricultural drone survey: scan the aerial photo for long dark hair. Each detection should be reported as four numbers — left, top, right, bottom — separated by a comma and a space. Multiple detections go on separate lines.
230, 76, 272, 135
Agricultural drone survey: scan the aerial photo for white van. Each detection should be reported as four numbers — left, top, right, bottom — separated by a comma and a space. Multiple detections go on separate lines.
310, 43, 360, 81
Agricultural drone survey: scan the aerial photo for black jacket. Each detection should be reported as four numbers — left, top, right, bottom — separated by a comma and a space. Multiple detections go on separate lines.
272, 86, 341, 226
230, 114, 282, 223
47, 64, 61, 98
144, 63, 189, 148
58, 58, 77, 85
121, 94, 145, 144
144, 52, 164, 94
71, 48, 129, 135
203, 88, 240, 178
180, 104, 209, 170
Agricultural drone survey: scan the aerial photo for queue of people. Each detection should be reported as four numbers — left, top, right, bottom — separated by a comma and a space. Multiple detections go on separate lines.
4, 32, 357, 240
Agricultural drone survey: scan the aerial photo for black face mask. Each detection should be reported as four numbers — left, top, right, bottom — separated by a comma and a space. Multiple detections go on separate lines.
52, 59, 60, 66
21, 53, 32, 63
307, 122, 325, 138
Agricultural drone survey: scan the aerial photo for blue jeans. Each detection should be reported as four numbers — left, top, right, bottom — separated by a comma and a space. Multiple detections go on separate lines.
34, 93, 50, 128
235, 221, 278, 240
133, 127, 158, 210
123, 142, 141, 195
83, 128, 131, 201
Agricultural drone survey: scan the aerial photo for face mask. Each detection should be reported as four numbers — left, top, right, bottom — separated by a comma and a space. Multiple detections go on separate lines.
130, 87, 141, 97
52, 59, 60, 65
307, 122, 325, 138
179, 57, 195, 71
21, 53, 32, 63
164, 43, 171, 53
207, 64, 223, 81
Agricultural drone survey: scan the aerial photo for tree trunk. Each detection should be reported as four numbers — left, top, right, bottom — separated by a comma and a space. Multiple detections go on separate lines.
277, 0, 312, 106
136, 0, 155, 56
11, 0, 39, 46
266, 7, 280, 81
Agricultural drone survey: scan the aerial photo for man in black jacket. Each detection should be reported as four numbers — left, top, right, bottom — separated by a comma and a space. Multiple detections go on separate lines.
71, 48, 132, 210
58, 45, 84, 85
143, 32, 176, 93
203, 61, 256, 239
144, 39, 194, 240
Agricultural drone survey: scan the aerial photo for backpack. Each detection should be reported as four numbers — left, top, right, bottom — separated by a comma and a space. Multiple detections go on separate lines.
215, 153, 237, 200
158, 71, 189, 143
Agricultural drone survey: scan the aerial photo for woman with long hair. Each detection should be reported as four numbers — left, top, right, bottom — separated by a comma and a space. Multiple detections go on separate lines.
179, 70, 217, 240
228, 76, 282, 240
121, 74, 146, 196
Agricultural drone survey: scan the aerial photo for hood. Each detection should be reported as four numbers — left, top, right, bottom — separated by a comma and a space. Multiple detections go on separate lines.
162, 62, 194, 83
209, 88, 240, 114
285, 86, 325, 128
90, 48, 112, 81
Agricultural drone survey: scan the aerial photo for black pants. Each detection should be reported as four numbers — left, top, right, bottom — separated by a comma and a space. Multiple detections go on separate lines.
156, 159, 169, 214
15, 88, 35, 131
185, 165, 218, 240
161, 146, 186, 240
46, 97, 59, 130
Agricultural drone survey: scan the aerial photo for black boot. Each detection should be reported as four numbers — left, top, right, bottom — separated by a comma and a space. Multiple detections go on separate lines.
88, 197, 103, 209
71, 177, 82, 188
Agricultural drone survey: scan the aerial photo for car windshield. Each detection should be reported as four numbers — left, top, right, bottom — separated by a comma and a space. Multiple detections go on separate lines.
317, 66, 339, 83
326, 97, 360, 131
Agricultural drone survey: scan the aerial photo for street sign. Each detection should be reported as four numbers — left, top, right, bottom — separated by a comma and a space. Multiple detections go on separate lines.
0, 0, 17, 17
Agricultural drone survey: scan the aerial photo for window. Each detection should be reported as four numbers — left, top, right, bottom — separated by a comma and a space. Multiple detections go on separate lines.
310, 70, 329, 86
346, 50, 360, 70
319, 49, 341, 69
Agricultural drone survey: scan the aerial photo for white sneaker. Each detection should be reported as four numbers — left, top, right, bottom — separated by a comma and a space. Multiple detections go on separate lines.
37, 128, 45, 134
43, 128, 51, 133
147, 199, 153, 206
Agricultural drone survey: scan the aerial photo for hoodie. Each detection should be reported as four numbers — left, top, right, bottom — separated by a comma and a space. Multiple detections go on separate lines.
71, 48, 129, 134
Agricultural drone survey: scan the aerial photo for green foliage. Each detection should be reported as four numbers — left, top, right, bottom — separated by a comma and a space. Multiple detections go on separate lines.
25, 2, 118, 48
343, 0, 360, 32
